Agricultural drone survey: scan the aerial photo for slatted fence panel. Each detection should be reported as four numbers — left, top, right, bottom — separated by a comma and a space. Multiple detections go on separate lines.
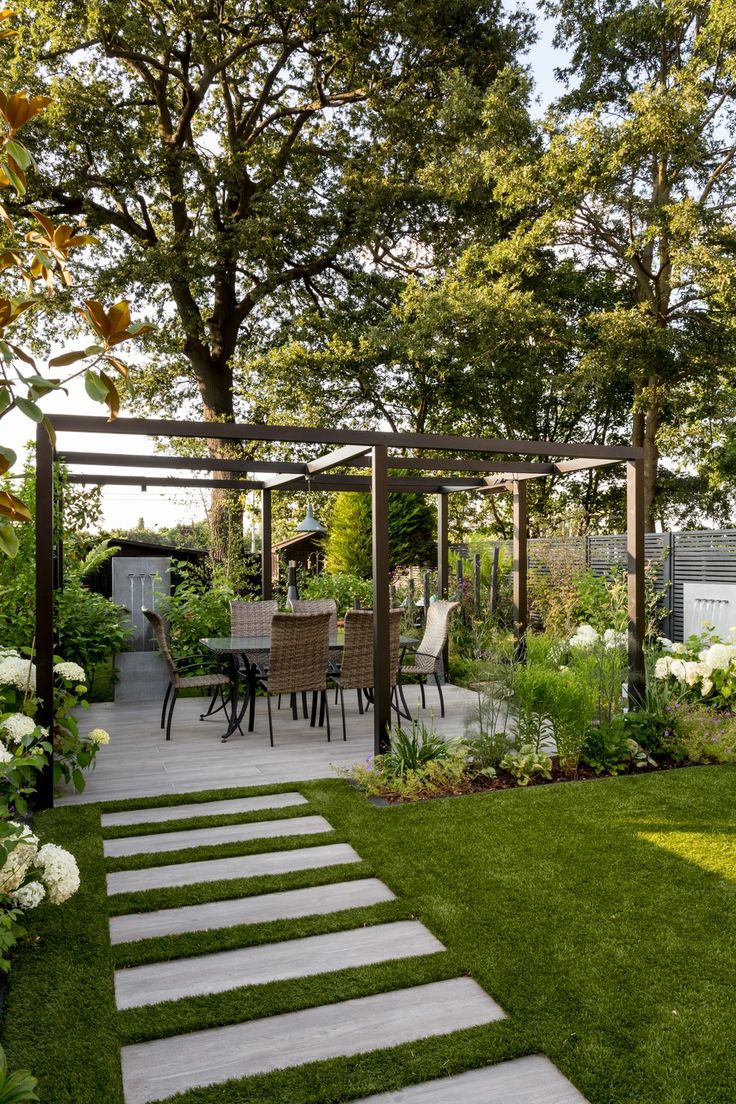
672, 531, 736, 641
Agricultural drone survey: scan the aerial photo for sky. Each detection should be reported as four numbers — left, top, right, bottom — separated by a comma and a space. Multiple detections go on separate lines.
3, 6, 571, 534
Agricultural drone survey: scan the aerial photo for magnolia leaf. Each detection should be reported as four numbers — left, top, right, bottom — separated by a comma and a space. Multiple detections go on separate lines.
0, 91, 52, 133
14, 395, 43, 422
2, 155, 25, 196
28, 208, 53, 237
49, 348, 88, 367
84, 370, 108, 403
0, 445, 16, 474
42, 414, 56, 447
126, 321, 156, 336
6, 342, 36, 368
80, 299, 108, 337
28, 378, 61, 399
0, 389, 9, 414
104, 354, 128, 378
0, 489, 32, 522
5, 138, 33, 171
99, 369, 120, 420
0, 519, 19, 558
83, 344, 104, 356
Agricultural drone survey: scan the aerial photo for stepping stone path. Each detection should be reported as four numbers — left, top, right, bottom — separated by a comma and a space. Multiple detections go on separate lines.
105, 788, 590, 1104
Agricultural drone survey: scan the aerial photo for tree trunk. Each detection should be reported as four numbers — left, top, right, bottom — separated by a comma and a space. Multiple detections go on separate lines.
185, 345, 249, 585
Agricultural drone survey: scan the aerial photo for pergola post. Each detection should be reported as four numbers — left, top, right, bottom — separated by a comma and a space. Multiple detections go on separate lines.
261, 489, 272, 600
35, 425, 55, 810
437, 493, 449, 599
627, 459, 646, 704
512, 480, 528, 659
372, 444, 391, 754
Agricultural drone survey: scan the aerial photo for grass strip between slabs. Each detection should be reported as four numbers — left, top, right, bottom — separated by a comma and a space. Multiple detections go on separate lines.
104, 829, 338, 872
113, 897, 411, 968
100, 801, 317, 839
117, 950, 461, 1044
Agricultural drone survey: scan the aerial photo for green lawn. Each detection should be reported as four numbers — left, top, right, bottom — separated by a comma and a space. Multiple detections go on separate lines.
3, 767, 735, 1103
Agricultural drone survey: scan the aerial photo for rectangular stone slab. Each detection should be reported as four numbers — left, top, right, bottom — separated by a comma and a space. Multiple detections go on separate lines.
351, 1054, 590, 1102
109, 877, 396, 944
103, 815, 332, 858
115, 919, 443, 1009
101, 792, 307, 827
121, 977, 506, 1104
107, 843, 361, 896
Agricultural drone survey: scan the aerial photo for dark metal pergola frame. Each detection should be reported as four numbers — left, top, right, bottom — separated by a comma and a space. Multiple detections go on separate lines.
35, 415, 646, 808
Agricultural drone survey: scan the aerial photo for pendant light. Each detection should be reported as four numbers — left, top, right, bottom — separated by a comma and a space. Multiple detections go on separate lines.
296, 482, 326, 533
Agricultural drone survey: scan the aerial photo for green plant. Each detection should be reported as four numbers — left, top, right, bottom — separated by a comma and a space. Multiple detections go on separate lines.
509, 662, 561, 752
325, 492, 435, 578
581, 719, 654, 775
0, 1045, 38, 1103
550, 671, 597, 774
298, 572, 373, 618
381, 721, 454, 776
664, 703, 736, 764
52, 665, 108, 793
56, 582, 131, 687
499, 744, 552, 785
155, 561, 237, 666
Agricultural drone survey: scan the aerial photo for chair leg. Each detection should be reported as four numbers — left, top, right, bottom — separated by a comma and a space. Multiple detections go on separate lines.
398, 679, 411, 720
278, 694, 282, 710
356, 688, 364, 715
323, 691, 331, 742
160, 683, 172, 729
165, 688, 178, 741
302, 691, 309, 719
291, 692, 298, 720
266, 694, 274, 747
310, 692, 318, 728
339, 688, 347, 742
419, 679, 426, 709
436, 676, 446, 718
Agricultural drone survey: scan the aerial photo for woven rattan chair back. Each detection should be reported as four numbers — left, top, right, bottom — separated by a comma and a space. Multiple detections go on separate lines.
142, 608, 178, 681
230, 600, 277, 636
338, 608, 404, 689
288, 598, 337, 637
267, 612, 331, 695
412, 600, 460, 675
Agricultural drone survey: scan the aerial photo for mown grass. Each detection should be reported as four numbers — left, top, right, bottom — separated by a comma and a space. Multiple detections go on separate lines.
2, 766, 736, 1104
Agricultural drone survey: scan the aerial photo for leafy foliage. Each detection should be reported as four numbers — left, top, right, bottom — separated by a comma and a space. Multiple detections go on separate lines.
297, 572, 374, 619
326, 492, 436, 577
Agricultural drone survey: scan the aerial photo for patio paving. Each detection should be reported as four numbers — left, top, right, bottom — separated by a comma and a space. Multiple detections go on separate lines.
58, 683, 478, 804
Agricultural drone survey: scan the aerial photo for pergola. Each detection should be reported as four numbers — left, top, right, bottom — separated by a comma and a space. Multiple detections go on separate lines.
35, 415, 646, 808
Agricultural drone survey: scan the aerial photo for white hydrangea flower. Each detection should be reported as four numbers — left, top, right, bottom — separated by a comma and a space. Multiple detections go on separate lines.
35, 843, 80, 904
53, 661, 87, 683
670, 659, 687, 682
671, 643, 688, 656
706, 643, 732, 670
658, 638, 673, 651
654, 656, 673, 679
0, 657, 36, 692
0, 746, 12, 766
0, 648, 19, 658
569, 624, 599, 649
684, 662, 701, 687
87, 728, 110, 746
603, 629, 627, 649
695, 661, 713, 679
0, 713, 38, 745
699, 648, 710, 661
10, 880, 45, 910
702, 678, 714, 697
0, 824, 39, 894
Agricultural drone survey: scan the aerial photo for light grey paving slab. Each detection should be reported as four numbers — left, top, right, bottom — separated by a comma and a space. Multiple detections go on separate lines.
351, 1054, 590, 1103
115, 919, 443, 1009
109, 877, 395, 943
121, 977, 506, 1104
103, 815, 332, 858
101, 792, 307, 828
107, 843, 361, 896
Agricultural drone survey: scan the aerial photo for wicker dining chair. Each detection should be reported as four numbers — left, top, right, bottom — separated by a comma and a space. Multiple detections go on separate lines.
142, 608, 231, 741
287, 598, 340, 671
257, 612, 332, 746
397, 599, 460, 718
329, 608, 403, 740
230, 599, 277, 675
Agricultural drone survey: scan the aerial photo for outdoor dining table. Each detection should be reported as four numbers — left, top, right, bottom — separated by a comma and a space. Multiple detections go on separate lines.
201, 631, 417, 740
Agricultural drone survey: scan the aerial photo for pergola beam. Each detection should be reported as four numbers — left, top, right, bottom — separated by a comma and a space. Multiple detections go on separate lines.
65, 475, 264, 491
59, 452, 304, 475
306, 443, 372, 474
48, 414, 644, 461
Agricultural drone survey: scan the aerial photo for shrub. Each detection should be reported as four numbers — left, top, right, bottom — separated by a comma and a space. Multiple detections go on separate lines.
499, 745, 553, 785
664, 703, 736, 764
326, 492, 436, 577
155, 561, 236, 664
298, 572, 374, 617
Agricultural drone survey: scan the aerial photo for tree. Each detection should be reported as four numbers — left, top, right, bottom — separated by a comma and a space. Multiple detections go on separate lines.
326, 490, 436, 577
489, 0, 736, 528
11, 0, 528, 562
